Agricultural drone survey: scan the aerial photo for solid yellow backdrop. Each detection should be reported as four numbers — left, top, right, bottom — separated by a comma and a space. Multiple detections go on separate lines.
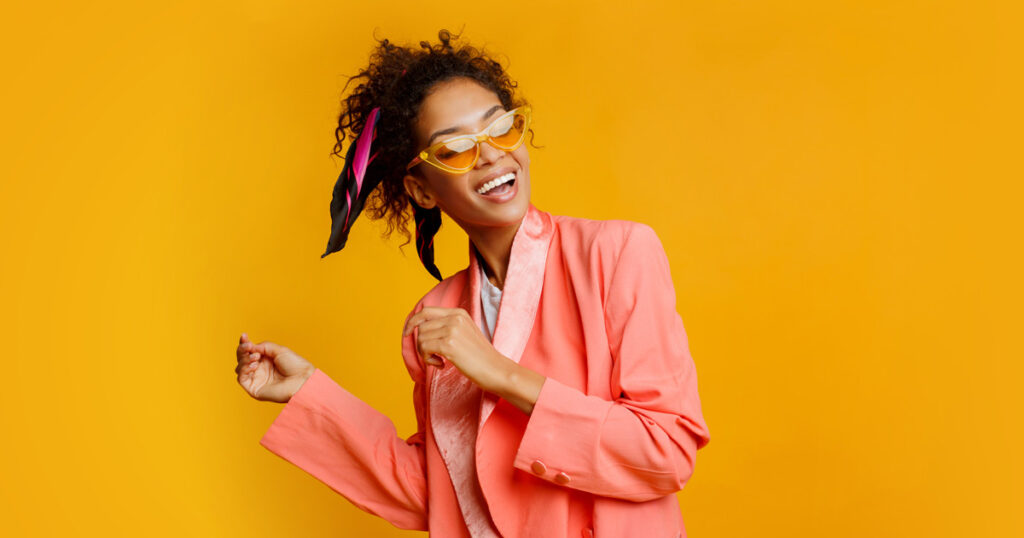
2, 1, 1021, 536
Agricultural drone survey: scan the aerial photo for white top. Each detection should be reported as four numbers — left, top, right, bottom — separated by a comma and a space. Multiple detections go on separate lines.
479, 262, 502, 340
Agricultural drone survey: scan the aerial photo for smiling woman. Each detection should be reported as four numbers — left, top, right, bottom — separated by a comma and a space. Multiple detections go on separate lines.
318, 28, 541, 282
234, 28, 711, 538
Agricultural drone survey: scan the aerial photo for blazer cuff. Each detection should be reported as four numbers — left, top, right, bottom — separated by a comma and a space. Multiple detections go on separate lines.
259, 367, 336, 455
512, 376, 611, 490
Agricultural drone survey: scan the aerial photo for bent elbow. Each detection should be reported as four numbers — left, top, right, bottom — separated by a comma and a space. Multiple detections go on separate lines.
648, 443, 699, 500
672, 439, 700, 490
618, 461, 696, 502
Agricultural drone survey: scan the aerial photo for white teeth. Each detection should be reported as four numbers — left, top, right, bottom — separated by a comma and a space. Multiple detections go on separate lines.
477, 172, 516, 194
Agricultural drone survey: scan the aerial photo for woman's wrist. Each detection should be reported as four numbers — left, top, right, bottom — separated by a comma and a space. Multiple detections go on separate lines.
288, 366, 317, 400
493, 358, 545, 415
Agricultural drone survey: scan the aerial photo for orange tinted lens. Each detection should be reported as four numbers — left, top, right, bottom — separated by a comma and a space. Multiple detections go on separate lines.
489, 111, 527, 148
434, 138, 478, 169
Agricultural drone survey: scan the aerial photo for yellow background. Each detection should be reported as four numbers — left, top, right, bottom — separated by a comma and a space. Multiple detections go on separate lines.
2, 1, 1021, 536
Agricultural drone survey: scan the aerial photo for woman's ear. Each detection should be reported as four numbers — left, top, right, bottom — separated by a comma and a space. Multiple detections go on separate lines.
404, 172, 437, 210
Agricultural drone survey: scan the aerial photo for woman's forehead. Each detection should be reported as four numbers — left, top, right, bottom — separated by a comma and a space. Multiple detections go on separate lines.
416, 79, 502, 138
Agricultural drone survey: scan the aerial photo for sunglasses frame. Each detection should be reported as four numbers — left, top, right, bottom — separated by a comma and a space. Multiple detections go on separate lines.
406, 105, 532, 174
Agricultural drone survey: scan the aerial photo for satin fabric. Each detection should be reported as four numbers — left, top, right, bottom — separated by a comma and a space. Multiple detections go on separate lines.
442, 261, 505, 536
259, 203, 711, 537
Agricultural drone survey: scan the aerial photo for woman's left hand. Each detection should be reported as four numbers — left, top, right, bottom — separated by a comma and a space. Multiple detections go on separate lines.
402, 306, 512, 393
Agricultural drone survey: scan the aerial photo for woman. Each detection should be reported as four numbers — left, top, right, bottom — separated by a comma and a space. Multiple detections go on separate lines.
234, 29, 711, 538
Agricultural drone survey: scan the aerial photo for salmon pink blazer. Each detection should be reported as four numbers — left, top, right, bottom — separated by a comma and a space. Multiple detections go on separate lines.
259, 203, 711, 537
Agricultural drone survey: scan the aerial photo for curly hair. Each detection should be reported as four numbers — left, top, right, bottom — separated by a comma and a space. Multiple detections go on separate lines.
331, 27, 538, 249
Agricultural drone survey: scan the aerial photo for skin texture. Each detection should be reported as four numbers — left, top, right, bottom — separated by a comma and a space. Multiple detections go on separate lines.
236, 77, 545, 413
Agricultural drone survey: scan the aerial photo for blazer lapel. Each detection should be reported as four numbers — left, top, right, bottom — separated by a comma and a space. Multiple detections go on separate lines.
472, 203, 555, 427
427, 203, 554, 534
428, 250, 495, 535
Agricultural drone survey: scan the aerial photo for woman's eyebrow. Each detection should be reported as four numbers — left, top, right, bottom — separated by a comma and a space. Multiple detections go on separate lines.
427, 104, 504, 145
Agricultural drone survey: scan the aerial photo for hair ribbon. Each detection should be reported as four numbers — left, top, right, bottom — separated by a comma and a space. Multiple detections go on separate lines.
321, 106, 444, 282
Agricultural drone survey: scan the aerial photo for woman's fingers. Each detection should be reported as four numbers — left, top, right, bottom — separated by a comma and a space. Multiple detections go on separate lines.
411, 317, 451, 336
236, 333, 263, 378
236, 333, 271, 399
414, 325, 455, 356
411, 315, 479, 368
417, 340, 446, 364
253, 340, 287, 358
409, 310, 477, 342
236, 340, 253, 364
236, 348, 259, 374
416, 335, 453, 363
403, 306, 465, 336
237, 333, 267, 359
403, 308, 475, 368
236, 338, 261, 368
235, 353, 261, 374
236, 358, 258, 375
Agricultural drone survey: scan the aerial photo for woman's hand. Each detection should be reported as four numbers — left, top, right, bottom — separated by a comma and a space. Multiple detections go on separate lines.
402, 307, 545, 413
403, 307, 509, 390
235, 333, 315, 403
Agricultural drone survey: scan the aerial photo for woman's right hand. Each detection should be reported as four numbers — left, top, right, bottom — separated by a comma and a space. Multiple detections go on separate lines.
235, 333, 315, 403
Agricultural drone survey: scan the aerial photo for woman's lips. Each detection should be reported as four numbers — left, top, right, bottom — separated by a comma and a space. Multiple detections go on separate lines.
477, 178, 517, 202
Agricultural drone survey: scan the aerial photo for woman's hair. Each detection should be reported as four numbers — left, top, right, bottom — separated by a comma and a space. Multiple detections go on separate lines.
331, 27, 538, 248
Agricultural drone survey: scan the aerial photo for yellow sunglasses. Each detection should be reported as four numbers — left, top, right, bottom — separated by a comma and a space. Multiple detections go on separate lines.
406, 106, 532, 174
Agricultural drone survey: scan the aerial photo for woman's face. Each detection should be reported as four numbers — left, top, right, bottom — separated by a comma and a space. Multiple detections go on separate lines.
403, 77, 531, 234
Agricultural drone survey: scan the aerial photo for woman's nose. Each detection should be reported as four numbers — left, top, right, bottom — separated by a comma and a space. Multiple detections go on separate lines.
476, 140, 504, 168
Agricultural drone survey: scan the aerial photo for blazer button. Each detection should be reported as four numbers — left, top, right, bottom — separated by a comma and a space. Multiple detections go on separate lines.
554, 472, 571, 485
530, 460, 547, 475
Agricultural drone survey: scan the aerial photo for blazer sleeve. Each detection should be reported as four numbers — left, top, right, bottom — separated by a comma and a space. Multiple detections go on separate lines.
258, 303, 430, 530
512, 222, 711, 502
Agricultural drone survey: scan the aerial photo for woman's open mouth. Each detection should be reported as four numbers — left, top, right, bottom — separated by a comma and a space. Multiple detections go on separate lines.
476, 171, 518, 202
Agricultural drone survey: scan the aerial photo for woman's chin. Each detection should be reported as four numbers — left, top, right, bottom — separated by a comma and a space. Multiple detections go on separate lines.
490, 183, 530, 222
453, 199, 529, 231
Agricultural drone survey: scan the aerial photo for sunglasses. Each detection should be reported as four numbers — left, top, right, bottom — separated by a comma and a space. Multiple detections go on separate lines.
406, 106, 532, 174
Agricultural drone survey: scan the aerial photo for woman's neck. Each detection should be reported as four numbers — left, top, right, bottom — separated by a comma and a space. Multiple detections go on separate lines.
468, 221, 521, 291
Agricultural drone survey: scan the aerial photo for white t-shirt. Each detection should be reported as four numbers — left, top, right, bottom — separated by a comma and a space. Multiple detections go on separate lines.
479, 262, 502, 340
